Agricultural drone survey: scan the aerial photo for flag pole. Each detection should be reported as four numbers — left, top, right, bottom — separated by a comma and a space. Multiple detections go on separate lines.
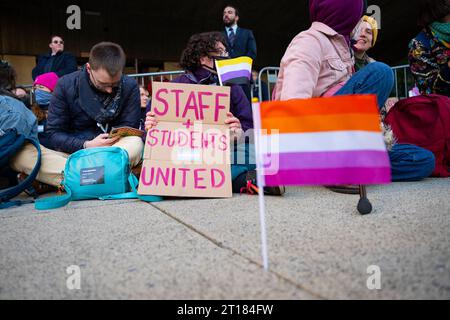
252, 101, 269, 272
215, 60, 224, 86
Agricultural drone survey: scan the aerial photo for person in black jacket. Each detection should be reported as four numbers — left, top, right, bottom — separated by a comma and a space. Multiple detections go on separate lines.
32, 36, 78, 80
11, 42, 143, 187
222, 5, 257, 103
222, 6, 257, 60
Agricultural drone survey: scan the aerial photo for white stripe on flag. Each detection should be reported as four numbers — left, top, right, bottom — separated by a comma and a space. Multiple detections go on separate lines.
217, 63, 252, 75
260, 131, 387, 154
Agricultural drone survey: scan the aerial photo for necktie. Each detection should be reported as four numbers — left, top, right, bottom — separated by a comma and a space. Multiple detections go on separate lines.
228, 28, 236, 47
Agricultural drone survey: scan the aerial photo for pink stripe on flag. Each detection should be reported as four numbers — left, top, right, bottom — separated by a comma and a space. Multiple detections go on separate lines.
263, 151, 390, 170
221, 70, 251, 82
264, 168, 391, 186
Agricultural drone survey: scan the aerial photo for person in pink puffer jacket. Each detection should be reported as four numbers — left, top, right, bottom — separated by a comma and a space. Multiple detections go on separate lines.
275, 0, 394, 110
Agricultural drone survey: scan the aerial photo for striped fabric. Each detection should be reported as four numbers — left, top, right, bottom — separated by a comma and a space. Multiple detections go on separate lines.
216, 57, 253, 85
258, 95, 391, 186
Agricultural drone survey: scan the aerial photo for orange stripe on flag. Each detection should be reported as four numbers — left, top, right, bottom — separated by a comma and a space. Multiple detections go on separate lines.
260, 95, 379, 119
261, 114, 381, 134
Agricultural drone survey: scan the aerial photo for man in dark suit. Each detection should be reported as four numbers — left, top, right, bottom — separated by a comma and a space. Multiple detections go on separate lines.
32, 36, 78, 80
222, 5, 257, 101
222, 5, 257, 60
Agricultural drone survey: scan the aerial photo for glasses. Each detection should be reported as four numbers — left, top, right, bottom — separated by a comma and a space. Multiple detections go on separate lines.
52, 40, 64, 45
90, 70, 120, 91
209, 50, 229, 60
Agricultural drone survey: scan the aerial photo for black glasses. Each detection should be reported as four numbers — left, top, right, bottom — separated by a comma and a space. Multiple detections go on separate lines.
52, 40, 64, 45
90, 70, 120, 91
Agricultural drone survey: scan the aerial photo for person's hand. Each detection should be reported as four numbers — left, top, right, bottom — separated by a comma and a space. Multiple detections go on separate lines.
225, 112, 243, 139
448, 60, 450, 68
145, 112, 158, 131
85, 133, 119, 149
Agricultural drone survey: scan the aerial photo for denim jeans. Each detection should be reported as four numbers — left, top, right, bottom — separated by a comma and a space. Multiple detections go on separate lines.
335, 62, 394, 109
335, 62, 435, 181
389, 144, 435, 182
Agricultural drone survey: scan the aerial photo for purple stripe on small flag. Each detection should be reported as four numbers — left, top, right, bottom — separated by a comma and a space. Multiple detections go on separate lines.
220, 70, 251, 82
264, 167, 391, 186
263, 151, 390, 170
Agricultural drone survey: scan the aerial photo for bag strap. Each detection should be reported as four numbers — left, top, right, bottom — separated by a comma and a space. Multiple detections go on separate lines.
34, 185, 72, 210
0, 139, 42, 210
99, 174, 163, 203
35, 174, 162, 210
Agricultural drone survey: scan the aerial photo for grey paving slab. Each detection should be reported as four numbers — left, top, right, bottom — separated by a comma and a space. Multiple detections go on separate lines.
0, 201, 315, 300
153, 179, 450, 299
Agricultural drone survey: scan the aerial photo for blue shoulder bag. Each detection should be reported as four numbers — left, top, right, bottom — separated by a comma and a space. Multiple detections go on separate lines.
35, 147, 161, 210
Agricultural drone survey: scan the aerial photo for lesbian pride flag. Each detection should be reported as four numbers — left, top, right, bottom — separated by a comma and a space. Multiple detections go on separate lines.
256, 95, 391, 187
216, 57, 253, 86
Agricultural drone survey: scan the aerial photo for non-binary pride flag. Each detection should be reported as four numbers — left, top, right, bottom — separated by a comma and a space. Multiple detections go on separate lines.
215, 57, 253, 86
258, 95, 391, 186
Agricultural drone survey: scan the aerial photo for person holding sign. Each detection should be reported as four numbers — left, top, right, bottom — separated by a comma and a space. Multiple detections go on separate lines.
145, 32, 284, 195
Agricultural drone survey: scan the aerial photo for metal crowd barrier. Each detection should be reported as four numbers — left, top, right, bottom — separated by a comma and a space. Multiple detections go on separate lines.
254, 67, 280, 102
127, 70, 185, 90
18, 65, 413, 101
255, 64, 415, 102
391, 64, 415, 99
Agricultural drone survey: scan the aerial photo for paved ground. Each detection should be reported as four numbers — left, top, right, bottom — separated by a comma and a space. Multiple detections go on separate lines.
0, 178, 449, 300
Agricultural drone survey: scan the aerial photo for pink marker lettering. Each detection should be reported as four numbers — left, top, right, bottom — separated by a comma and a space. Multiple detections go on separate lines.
193, 169, 207, 189
211, 169, 226, 188
183, 91, 200, 120
141, 166, 155, 186
154, 89, 169, 116
179, 168, 190, 188
214, 93, 228, 123
219, 134, 228, 151
146, 129, 159, 147
198, 91, 213, 120
156, 167, 170, 186
171, 89, 184, 118
178, 131, 189, 147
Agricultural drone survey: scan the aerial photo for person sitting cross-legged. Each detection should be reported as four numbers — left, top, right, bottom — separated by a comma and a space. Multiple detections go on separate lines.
10, 42, 143, 189
274, 0, 435, 194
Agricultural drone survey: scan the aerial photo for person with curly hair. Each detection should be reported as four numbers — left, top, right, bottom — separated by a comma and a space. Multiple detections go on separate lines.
145, 32, 284, 195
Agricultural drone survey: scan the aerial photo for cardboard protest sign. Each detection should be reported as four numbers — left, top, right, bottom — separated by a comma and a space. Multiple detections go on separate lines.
138, 82, 233, 198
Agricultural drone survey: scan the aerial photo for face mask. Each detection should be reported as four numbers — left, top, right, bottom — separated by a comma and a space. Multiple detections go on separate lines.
34, 89, 53, 106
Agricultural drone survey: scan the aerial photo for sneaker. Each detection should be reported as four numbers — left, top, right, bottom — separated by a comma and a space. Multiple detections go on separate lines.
240, 170, 286, 196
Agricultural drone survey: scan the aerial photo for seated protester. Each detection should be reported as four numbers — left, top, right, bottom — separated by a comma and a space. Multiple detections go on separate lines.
274, 0, 435, 188
351, 16, 399, 115
352, 15, 378, 71
0, 61, 38, 188
32, 35, 78, 80
139, 85, 150, 130
145, 32, 284, 195
30, 72, 59, 149
409, 0, 450, 97
10, 42, 143, 188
